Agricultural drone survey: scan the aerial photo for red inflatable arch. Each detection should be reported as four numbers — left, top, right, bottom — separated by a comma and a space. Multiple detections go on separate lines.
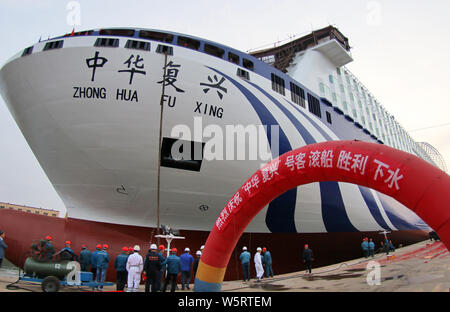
194, 140, 450, 292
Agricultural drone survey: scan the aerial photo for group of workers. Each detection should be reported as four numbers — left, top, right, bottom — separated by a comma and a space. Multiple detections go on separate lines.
361, 237, 396, 258
239, 244, 315, 281
41, 235, 205, 292
239, 246, 274, 282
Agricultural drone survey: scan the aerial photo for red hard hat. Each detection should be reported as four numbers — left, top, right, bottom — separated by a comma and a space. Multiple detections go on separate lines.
304, 244, 309, 248
128, 247, 134, 251
65, 241, 72, 245
171, 248, 177, 253
159, 245, 165, 250
81, 244, 86, 248
96, 244, 102, 249
122, 246, 128, 252
262, 247, 267, 252
45, 236, 53, 240
103, 244, 109, 249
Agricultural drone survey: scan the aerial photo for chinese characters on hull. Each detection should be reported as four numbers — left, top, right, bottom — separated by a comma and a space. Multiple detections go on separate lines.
200, 75, 227, 100
158, 61, 185, 93
194, 73, 229, 120
86, 51, 108, 82
118, 54, 146, 85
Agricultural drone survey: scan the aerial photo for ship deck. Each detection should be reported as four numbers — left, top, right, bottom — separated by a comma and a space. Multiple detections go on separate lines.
0, 240, 448, 293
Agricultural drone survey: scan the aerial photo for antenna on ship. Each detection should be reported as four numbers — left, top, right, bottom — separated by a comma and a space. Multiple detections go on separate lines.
379, 230, 391, 240
155, 48, 170, 246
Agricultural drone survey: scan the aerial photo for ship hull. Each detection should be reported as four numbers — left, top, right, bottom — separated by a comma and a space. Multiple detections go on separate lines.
0, 209, 428, 282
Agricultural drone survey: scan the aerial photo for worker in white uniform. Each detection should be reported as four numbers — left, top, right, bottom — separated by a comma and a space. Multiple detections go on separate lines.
254, 247, 264, 282
126, 245, 143, 292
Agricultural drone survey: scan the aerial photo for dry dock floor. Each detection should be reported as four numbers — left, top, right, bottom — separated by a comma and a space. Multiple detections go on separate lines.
0, 240, 448, 292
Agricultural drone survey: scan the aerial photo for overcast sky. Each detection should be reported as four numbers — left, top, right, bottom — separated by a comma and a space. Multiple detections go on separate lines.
0, 0, 449, 215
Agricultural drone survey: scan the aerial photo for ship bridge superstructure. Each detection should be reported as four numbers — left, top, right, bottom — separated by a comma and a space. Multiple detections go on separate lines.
250, 26, 445, 172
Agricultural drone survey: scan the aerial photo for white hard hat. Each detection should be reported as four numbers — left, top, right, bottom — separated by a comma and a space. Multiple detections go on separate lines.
185, 247, 190, 252
242, 246, 247, 251
200, 245, 205, 250
257, 247, 262, 251
134, 245, 140, 251
196, 251, 202, 256
150, 244, 157, 250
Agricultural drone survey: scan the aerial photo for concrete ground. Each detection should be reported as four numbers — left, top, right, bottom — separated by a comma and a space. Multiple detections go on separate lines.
0, 240, 448, 292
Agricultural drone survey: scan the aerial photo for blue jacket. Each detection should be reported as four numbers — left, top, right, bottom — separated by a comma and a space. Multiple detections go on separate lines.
90, 249, 101, 268
114, 253, 128, 272
96, 250, 110, 269
162, 254, 181, 274
180, 252, 194, 272
368, 242, 375, 250
263, 251, 272, 265
0, 237, 7, 259
361, 241, 369, 251
45, 242, 55, 259
158, 251, 166, 271
80, 249, 91, 266
239, 251, 250, 264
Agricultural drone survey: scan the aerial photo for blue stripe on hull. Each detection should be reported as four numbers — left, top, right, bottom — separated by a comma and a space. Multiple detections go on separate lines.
319, 181, 359, 232
376, 194, 422, 230
247, 82, 358, 233
358, 186, 392, 231
209, 68, 297, 232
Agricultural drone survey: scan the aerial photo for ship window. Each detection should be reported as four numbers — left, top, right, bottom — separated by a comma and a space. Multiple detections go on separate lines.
27, 210, 31, 213
237, 68, 250, 80
0, 206, 3, 209
139, 30, 174, 43
99, 29, 135, 37
307, 93, 321, 118
290, 82, 305, 108
243, 58, 254, 71
22, 46, 33, 57
125, 40, 150, 51
228, 52, 240, 64
271, 73, 285, 96
177, 36, 200, 50
43, 40, 64, 50
161, 137, 205, 172
156, 44, 173, 55
326, 111, 332, 124
204, 43, 224, 58
94, 38, 119, 48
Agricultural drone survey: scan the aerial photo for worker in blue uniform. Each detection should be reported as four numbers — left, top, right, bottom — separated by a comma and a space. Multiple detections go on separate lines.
60, 240, 78, 261
114, 246, 129, 291
262, 247, 274, 278
158, 244, 166, 291
368, 238, 375, 257
44, 236, 55, 260
239, 246, 251, 281
90, 244, 102, 281
79, 245, 91, 272
162, 248, 181, 292
180, 247, 194, 290
303, 244, 314, 275
95, 244, 110, 290
361, 238, 369, 258
0, 230, 7, 268
388, 240, 396, 252
240, 246, 251, 281
193, 250, 201, 279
